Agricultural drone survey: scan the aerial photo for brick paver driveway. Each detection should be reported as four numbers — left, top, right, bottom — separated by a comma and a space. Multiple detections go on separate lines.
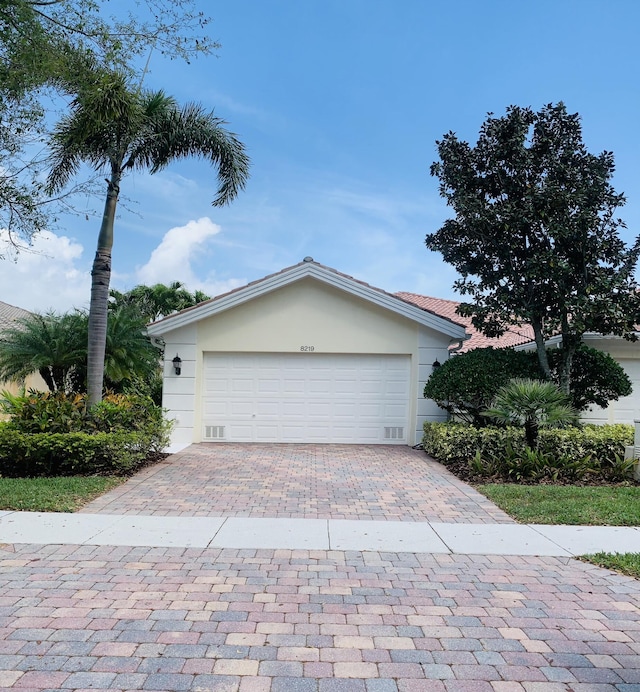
3, 444, 640, 690
81, 444, 513, 523
1, 544, 639, 691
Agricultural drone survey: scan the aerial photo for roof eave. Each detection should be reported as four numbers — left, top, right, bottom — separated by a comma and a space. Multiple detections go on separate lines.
147, 263, 467, 339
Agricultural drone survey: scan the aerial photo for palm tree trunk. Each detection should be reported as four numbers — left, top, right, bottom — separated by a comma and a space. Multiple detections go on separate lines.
87, 169, 120, 407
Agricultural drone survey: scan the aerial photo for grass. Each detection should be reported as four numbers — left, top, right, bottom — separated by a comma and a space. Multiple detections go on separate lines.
580, 553, 640, 580
0, 476, 124, 512
475, 484, 640, 526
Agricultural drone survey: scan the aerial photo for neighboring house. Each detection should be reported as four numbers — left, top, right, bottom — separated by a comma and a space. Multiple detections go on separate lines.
398, 293, 640, 426
147, 259, 467, 447
0, 300, 47, 419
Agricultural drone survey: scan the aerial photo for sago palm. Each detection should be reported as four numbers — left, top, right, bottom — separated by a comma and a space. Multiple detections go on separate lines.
46, 71, 249, 405
483, 378, 577, 448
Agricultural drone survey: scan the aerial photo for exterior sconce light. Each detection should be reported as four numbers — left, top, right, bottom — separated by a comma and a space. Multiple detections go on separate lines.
432, 359, 441, 371
172, 354, 182, 375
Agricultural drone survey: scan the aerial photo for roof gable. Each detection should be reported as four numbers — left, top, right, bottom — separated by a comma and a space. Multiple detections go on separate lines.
147, 260, 467, 339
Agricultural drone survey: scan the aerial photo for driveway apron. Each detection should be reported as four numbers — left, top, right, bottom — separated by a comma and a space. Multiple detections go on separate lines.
80, 443, 513, 523
2, 444, 639, 691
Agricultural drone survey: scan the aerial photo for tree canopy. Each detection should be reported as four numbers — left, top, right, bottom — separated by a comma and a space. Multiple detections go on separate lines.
0, 0, 218, 251
426, 103, 640, 394
46, 72, 249, 405
110, 282, 210, 324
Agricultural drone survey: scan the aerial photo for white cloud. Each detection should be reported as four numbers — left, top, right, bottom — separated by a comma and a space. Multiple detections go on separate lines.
0, 230, 90, 312
135, 217, 247, 297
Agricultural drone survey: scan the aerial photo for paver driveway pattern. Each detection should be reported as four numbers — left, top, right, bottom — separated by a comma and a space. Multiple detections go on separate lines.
1, 544, 639, 691
80, 444, 513, 523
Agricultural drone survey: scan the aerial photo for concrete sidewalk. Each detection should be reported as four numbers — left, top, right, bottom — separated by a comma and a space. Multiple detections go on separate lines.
1, 511, 638, 556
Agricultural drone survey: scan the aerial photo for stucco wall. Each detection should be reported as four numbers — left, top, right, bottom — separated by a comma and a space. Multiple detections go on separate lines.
579, 336, 639, 425
161, 278, 453, 445
0, 372, 48, 421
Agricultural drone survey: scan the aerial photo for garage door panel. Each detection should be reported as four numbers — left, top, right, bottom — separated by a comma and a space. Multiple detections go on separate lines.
202, 353, 410, 443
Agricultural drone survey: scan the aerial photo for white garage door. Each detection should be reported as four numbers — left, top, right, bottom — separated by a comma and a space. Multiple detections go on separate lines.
202, 353, 411, 443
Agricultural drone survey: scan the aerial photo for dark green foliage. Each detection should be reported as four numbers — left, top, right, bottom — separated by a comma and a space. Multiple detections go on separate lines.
427, 103, 640, 394
110, 282, 210, 323
483, 378, 577, 448
424, 345, 633, 425
2, 391, 169, 447
0, 426, 155, 477
1, 0, 219, 247
423, 347, 537, 425
547, 346, 632, 410
423, 421, 634, 482
0, 307, 162, 394
0, 391, 171, 477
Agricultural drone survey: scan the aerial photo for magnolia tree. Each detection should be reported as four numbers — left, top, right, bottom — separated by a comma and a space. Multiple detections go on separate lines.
427, 103, 640, 395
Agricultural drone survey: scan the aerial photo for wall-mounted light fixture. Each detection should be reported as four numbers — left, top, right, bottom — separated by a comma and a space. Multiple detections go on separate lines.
432, 359, 441, 371
172, 354, 182, 375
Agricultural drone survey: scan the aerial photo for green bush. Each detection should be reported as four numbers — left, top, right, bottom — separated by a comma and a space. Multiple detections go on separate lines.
424, 345, 632, 425
0, 391, 171, 477
423, 421, 634, 482
0, 427, 154, 477
0, 390, 170, 452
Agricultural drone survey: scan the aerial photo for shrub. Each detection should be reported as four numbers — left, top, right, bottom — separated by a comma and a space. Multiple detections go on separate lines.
424, 348, 537, 425
0, 391, 171, 476
423, 421, 634, 482
483, 378, 577, 448
0, 427, 154, 477
1, 390, 170, 451
424, 345, 632, 425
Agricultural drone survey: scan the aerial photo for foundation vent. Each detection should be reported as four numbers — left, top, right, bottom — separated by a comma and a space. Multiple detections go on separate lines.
204, 425, 226, 440
384, 426, 404, 440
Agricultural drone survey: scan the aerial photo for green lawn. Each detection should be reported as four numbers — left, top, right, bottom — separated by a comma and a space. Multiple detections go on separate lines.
0, 476, 124, 512
476, 484, 640, 526
579, 552, 640, 580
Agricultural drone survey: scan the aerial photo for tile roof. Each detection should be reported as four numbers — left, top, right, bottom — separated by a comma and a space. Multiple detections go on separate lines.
395, 292, 535, 351
0, 300, 33, 333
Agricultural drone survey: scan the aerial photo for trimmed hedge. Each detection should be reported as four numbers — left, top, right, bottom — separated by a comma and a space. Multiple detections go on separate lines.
0, 425, 157, 477
423, 422, 634, 481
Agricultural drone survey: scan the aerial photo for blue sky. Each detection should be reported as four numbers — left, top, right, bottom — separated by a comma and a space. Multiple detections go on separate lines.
3, 0, 640, 311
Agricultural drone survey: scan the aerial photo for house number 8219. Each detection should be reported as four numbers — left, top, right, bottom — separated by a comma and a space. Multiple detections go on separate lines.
300, 346, 315, 352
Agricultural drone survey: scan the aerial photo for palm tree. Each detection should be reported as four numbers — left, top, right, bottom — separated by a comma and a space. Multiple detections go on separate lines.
46, 71, 249, 406
0, 311, 86, 392
483, 378, 577, 448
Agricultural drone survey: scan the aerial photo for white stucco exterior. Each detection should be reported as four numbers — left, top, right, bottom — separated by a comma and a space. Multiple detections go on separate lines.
149, 262, 465, 446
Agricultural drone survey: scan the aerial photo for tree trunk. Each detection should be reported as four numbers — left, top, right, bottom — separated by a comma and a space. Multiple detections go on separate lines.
531, 316, 551, 379
524, 419, 538, 448
558, 313, 578, 396
87, 169, 120, 407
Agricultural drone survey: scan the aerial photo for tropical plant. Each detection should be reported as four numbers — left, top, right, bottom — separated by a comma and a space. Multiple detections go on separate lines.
427, 103, 640, 395
110, 282, 210, 323
0, 307, 161, 394
46, 70, 250, 405
483, 378, 577, 448
424, 347, 538, 425
0, 312, 86, 392
1, 0, 219, 249
424, 345, 632, 424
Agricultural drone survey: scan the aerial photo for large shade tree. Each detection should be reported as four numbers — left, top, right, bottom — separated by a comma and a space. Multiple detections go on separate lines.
46, 72, 250, 405
427, 103, 640, 395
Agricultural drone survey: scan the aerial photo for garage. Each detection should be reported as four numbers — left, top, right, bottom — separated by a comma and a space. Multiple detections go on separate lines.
148, 259, 467, 447
201, 352, 411, 443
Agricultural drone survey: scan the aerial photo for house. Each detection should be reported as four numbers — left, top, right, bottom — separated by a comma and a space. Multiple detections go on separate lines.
0, 300, 47, 419
398, 293, 640, 426
147, 259, 467, 447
